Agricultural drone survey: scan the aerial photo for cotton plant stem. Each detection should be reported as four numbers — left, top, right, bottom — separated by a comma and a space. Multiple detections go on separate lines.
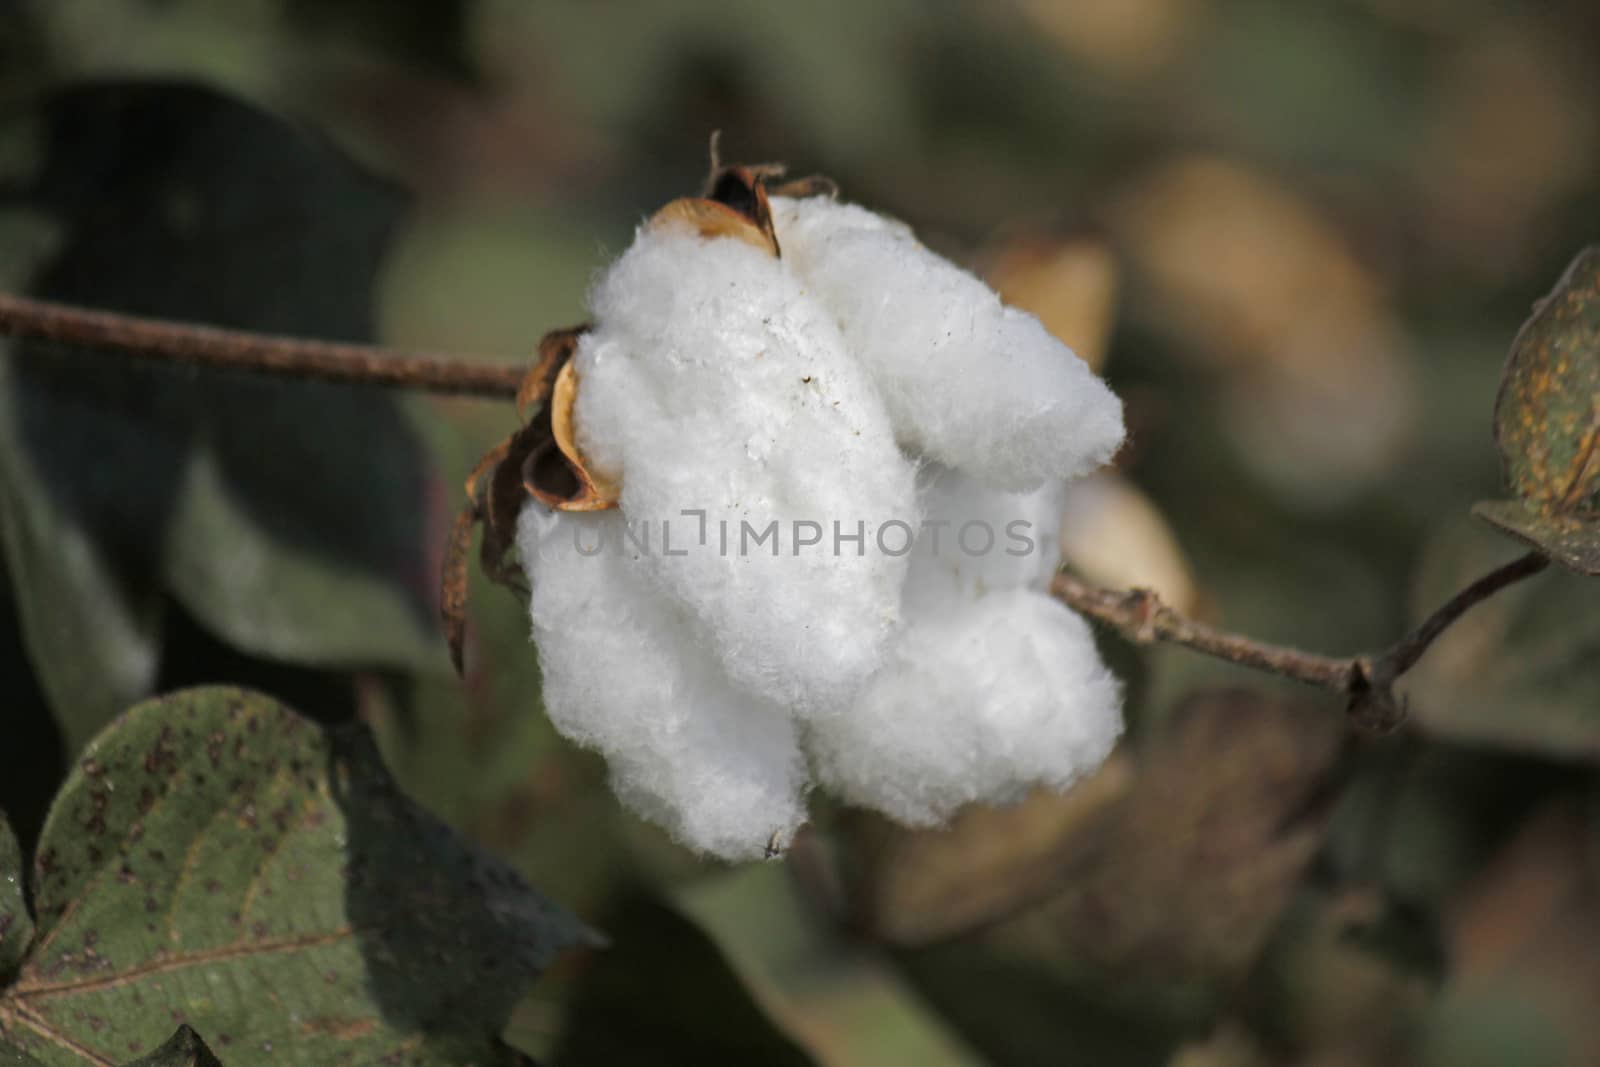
1365, 550, 1548, 682
0, 291, 526, 398
1, 290, 1555, 729
1052, 549, 1551, 731
1049, 573, 1357, 692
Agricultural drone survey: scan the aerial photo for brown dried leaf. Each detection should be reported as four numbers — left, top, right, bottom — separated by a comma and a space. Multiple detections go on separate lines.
976, 688, 1346, 1013
845, 755, 1135, 945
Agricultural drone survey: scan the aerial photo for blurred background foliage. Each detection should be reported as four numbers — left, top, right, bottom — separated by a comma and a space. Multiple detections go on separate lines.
0, 1, 1597, 1064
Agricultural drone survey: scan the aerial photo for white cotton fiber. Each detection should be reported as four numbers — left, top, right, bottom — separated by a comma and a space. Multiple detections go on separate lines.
901, 464, 1068, 613
808, 588, 1123, 827
771, 195, 1126, 491
572, 224, 919, 714
513, 181, 1133, 860
517, 505, 809, 859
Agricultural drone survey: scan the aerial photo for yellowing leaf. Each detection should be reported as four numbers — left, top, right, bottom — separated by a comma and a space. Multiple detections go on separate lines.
1478, 245, 1600, 575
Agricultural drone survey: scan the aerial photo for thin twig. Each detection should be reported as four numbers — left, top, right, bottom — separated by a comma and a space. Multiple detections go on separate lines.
0, 291, 526, 398
1050, 572, 1357, 692
1053, 547, 1551, 731
0, 290, 1557, 732
1367, 550, 1548, 682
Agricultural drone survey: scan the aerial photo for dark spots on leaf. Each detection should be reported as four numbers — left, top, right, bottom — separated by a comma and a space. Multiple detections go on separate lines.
144, 725, 179, 775
300, 1016, 379, 1041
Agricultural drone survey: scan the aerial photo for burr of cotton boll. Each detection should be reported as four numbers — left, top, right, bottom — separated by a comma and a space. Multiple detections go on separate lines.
573, 222, 919, 714
771, 195, 1126, 491
517, 505, 809, 860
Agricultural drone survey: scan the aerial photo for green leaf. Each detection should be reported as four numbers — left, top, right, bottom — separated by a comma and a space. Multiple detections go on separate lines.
0, 686, 594, 1066
1480, 244, 1600, 573
0, 813, 30, 981
674, 863, 982, 1067
0, 83, 452, 751
1473, 499, 1600, 577
1404, 521, 1600, 759
120, 1027, 221, 1067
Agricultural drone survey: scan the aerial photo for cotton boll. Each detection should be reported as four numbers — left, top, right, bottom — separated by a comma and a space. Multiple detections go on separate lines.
771, 195, 1126, 491
573, 225, 919, 715
809, 588, 1123, 827
517, 504, 809, 860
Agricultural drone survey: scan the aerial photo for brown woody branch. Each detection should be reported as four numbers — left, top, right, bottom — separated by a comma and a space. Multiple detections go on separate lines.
0, 290, 1555, 732
0, 291, 525, 398
1052, 550, 1550, 732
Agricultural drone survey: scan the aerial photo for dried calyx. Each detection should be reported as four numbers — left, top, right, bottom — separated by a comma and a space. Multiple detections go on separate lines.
442, 161, 838, 671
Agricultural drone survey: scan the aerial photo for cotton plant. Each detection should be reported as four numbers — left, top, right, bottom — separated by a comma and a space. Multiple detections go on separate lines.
451, 161, 1126, 860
